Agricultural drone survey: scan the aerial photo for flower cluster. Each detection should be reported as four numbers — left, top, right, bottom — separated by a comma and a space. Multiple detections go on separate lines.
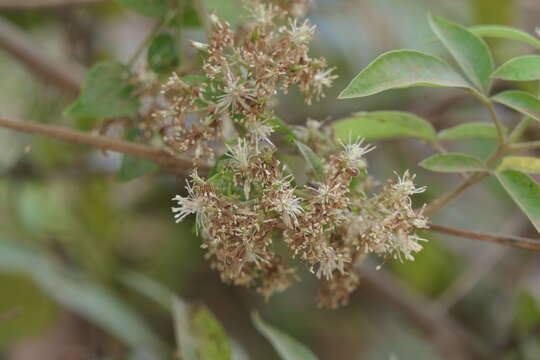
165, 1, 428, 308
151, 1, 336, 166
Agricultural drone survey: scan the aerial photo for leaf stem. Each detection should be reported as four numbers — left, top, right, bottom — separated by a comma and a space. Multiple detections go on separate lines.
508, 117, 531, 143
509, 140, 540, 151
482, 98, 506, 145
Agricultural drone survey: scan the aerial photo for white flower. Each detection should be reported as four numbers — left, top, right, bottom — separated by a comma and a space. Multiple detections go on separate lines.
394, 171, 426, 195
286, 19, 315, 45
191, 41, 209, 51
216, 74, 257, 113
340, 138, 375, 169
172, 181, 206, 231
388, 231, 426, 262
247, 120, 275, 148
226, 139, 253, 171
272, 181, 304, 228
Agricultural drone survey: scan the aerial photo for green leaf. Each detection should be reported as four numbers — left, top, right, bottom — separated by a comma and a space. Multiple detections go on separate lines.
469, 25, 540, 50
0, 241, 159, 351
491, 55, 540, 81
338, 50, 471, 99
118, 0, 169, 17
268, 117, 298, 142
492, 90, 540, 122
117, 127, 159, 182
119, 271, 172, 311
252, 313, 319, 360
191, 305, 232, 360
498, 156, 540, 174
514, 291, 540, 333
294, 141, 324, 179
65, 61, 140, 122
172, 297, 198, 360
438, 122, 499, 140
429, 15, 494, 93
147, 33, 179, 74
333, 111, 436, 141
496, 169, 540, 234
419, 153, 487, 173
0, 274, 56, 346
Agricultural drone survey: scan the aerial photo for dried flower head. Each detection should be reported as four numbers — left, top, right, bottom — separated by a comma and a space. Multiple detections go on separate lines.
163, 1, 428, 308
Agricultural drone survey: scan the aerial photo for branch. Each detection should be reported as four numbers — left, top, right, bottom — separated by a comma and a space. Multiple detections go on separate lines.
0, 118, 203, 174
0, 17, 84, 94
430, 224, 540, 252
0, 0, 106, 9
359, 265, 492, 359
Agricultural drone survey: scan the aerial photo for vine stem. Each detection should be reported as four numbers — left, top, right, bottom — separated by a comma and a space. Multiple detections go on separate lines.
0, 118, 204, 173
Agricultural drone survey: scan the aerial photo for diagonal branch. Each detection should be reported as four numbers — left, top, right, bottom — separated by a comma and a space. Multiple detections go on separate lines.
429, 224, 540, 252
359, 264, 492, 359
0, 118, 204, 173
0, 17, 84, 93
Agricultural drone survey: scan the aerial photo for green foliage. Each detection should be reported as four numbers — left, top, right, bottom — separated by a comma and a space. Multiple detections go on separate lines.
429, 15, 494, 93
117, 0, 170, 17
65, 61, 140, 123
498, 156, 540, 174
419, 153, 487, 173
172, 298, 232, 360
252, 313, 319, 360
492, 90, 540, 122
437, 122, 499, 140
469, 25, 540, 50
295, 141, 324, 180
333, 111, 436, 141
0, 274, 56, 346
338, 50, 470, 99
191, 306, 232, 360
118, 128, 159, 182
0, 240, 160, 351
492, 55, 540, 81
514, 291, 540, 333
147, 33, 180, 74
496, 170, 540, 234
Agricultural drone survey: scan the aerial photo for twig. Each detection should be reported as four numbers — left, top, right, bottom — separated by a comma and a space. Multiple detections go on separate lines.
0, 0, 106, 8
0, 118, 206, 173
359, 264, 492, 359
192, 0, 212, 34
0, 17, 84, 94
430, 224, 540, 252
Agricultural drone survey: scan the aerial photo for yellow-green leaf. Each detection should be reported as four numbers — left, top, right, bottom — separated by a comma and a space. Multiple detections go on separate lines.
191, 305, 232, 360
333, 111, 436, 141
469, 25, 540, 50
492, 90, 540, 122
429, 15, 494, 93
491, 55, 540, 81
438, 122, 499, 140
419, 153, 487, 173
338, 50, 471, 99
496, 170, 540, 234
498, 156, 540, 174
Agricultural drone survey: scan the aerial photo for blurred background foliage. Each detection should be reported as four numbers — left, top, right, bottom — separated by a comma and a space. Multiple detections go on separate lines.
0, 0, 540, 359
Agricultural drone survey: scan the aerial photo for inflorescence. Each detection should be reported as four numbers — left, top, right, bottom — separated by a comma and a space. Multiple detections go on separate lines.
153, 1, 428, 308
